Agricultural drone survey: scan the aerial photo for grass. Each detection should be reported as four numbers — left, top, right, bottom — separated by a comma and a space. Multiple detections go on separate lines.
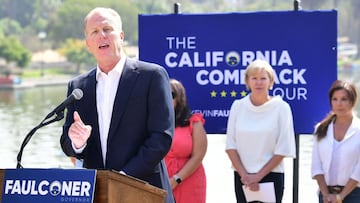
19, 68, 76, 78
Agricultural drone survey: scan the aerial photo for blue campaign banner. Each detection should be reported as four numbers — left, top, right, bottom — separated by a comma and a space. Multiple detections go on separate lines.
2, 168, 96, 203
139, 10, 337, 134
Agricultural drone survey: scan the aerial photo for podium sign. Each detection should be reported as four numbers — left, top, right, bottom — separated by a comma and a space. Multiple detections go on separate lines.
1, 168, 96, 203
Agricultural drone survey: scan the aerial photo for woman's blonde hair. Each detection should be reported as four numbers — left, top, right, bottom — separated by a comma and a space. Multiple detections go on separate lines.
244, 59, 275, 91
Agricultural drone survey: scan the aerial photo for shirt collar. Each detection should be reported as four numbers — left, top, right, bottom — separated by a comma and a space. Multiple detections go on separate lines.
96, 53, 127, 81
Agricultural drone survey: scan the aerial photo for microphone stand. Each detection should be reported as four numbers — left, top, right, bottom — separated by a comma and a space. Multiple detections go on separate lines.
16, 111, 65, 169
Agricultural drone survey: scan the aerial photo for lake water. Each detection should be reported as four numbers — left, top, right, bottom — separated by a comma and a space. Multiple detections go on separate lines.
0, 85, 73, 169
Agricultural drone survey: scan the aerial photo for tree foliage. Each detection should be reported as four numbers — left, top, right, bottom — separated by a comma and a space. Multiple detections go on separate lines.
47, 2, 93, 45
0, 0, 35, 27
0, 35, 31, 68
0, 18, 23, 36
58, 38, 96, 73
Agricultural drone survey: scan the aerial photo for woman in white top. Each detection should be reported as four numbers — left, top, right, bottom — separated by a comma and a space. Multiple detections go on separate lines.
225, 59, 296, 203
311, 80, 360, 203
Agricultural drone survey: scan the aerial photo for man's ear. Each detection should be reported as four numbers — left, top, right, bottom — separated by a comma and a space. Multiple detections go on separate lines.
120, 31, 125, 42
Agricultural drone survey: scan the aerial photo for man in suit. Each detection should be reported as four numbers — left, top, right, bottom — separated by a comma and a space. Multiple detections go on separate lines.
60, 7, 175, 202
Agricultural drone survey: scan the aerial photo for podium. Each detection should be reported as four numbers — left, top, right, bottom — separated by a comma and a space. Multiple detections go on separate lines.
95, 170, 167, 203
0, 169, 167, 203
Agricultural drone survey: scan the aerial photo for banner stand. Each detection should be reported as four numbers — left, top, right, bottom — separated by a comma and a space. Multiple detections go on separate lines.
293, 134, 300, 203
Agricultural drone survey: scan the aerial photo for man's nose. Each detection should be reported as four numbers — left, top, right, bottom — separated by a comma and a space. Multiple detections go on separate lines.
99, 31, 107, 38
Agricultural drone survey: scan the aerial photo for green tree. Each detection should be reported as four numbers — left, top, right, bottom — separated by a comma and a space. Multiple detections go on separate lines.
0, 0, 35, 27
0, 18, 23, 36
0, 35, 31, 69
58, 38, 96, 74
133, 0, 170, 14
47, 2, 92, 46
108, 1, 139, 44
31, 0, 62, 32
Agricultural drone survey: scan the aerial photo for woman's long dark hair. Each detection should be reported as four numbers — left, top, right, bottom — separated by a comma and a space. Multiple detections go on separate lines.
315, 80, 358, 140
170, 79, 192, 127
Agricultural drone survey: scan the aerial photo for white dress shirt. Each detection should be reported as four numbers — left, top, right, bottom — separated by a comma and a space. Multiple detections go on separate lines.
311, 115, 360, 187
96, 56, 126, 165
226, 94, 296, 173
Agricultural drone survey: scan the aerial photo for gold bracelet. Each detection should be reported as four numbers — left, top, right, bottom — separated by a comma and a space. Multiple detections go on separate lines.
336, 194, 342, 203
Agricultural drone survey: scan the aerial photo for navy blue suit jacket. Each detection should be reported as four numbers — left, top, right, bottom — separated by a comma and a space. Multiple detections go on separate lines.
60, 58, 174, 190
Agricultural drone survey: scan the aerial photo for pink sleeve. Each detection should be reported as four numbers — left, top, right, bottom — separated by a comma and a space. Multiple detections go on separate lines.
189, 113, 205, 132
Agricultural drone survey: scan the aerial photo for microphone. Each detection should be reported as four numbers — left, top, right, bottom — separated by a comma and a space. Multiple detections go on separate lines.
16, 88, 83, 168
45, 88, 83, 119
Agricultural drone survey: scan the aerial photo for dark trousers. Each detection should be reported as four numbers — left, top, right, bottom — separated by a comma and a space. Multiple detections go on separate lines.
234, 171, 284, 203
319, 187, 360, 203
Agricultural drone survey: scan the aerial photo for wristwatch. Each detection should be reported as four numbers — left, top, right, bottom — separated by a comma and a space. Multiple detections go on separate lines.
173, 174, 182, 184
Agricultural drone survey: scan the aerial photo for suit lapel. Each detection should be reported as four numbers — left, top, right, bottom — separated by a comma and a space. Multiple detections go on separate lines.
87, 69, 104, 166
108, 59, 139, 140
